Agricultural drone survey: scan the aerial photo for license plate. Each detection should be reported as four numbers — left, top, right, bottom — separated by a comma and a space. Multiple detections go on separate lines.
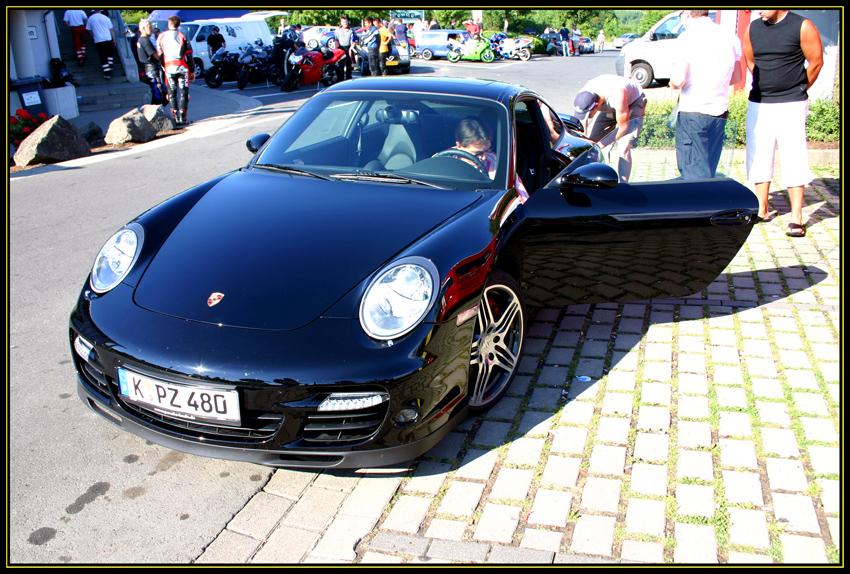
386, 60, 398, 65
118, 368, 241, 425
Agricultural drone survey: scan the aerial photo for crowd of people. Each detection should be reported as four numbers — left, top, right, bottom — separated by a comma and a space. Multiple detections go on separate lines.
572, 9, 822, 237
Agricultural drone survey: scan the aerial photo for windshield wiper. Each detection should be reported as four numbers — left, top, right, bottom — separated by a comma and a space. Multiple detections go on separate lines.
330, 172, 444, 189
254, 164, 332, 180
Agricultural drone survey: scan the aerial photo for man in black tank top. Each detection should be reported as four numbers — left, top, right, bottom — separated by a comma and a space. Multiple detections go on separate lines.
743, 10, 823, 237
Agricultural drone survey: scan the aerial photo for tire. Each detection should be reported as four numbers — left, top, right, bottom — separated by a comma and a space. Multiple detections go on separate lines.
322, 65, 341, 87
268, 66, 282, 86
237, 70, 248, 90
327, 38, 338, 50
204, 67, 224, 88
282, 71, 299, 92
630, 62, 654, 89
193, 58, 204, 78
518, 47, 531, 61
481, 49, 495, 63
421, 49, 433, 61
306, 39, 318, 50
467, 270, 526, 412
447, 51, 461, 63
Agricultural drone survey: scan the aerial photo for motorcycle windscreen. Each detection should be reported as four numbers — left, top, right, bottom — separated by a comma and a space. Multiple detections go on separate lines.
518, 118, 757, 307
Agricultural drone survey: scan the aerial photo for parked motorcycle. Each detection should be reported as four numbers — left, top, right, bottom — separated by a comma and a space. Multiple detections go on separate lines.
204, 47, 242, 88
236, 40, 281, 90
281, 46, 346, 92
488, 33, 532, 61
447, 37, 495, 63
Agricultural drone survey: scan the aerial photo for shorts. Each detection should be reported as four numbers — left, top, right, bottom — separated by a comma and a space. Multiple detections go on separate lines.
746, 100, 812, 188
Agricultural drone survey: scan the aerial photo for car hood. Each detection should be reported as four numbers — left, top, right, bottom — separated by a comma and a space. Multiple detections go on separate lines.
134, 170, 480, 330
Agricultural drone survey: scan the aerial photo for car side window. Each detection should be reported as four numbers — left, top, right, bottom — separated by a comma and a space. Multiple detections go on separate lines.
653, 16, 684, 40
536, 101, 565, 151
195, 25, 214, 42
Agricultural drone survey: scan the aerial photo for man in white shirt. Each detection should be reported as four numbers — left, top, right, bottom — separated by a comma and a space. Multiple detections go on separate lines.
670, 10, 743, 179
63, 9, 88, 64
85, 9, 116, 79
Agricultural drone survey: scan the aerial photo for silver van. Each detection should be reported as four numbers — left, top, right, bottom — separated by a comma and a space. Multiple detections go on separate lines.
615, 10, 715, 88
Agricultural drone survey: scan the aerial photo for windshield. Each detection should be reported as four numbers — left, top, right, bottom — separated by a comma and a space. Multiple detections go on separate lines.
255, 91, 509, 191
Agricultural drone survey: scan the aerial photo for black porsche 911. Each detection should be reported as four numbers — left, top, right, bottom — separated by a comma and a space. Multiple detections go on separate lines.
70, 76, 757, 469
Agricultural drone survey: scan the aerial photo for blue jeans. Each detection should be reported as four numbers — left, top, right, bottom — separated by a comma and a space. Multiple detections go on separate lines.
676, 113, 728, 180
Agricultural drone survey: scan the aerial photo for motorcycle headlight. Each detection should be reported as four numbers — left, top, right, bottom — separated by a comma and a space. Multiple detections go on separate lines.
360, 257, 439, 340
90, 224, 143, 293
288, 53, 302, 65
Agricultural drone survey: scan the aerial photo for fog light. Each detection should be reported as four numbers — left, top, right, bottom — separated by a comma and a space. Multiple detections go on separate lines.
74, 336, 94, 363
395, 409, 419, 424
318, 392, 388, 412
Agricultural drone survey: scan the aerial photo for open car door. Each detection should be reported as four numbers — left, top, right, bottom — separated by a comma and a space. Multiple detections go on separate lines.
517, 118, 758, 307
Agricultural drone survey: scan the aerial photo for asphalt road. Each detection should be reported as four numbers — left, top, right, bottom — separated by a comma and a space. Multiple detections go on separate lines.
9, 49, 621, 564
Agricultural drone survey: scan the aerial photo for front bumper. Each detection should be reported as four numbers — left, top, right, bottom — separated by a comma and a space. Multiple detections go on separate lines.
70, 285, 475, 469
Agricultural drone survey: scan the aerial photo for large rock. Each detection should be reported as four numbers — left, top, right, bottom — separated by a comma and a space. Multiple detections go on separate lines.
78, 121, 106, 148
13, 115, 92, 167
140, 104, 177, 133
104, 109, 157, 145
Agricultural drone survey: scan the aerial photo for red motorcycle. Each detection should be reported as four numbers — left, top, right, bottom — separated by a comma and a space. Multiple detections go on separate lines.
281, 47, 346, 92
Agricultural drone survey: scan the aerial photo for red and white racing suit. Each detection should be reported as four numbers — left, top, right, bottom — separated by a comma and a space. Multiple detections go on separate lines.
157, 30, 194, 123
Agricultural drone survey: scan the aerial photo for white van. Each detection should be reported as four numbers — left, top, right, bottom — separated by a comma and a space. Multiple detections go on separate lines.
178, 15, 276, 77
615, 10, 715, 88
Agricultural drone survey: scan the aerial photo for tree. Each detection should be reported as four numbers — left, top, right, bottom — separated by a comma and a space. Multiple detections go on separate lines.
638, 10, 670, 35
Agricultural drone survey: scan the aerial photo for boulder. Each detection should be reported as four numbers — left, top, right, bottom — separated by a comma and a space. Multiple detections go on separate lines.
104, 109, 157, 145
140, 104, 177, 133
13, 115, 92, 167
78, 121, 106, 148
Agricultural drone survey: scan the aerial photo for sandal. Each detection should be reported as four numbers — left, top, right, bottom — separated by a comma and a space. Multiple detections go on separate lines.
785, 223, 806, 237
753, 211, 775, 223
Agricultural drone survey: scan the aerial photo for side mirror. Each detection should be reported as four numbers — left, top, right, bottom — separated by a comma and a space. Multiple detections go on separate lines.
246, 133, 271, 154
556, 163, 618, 189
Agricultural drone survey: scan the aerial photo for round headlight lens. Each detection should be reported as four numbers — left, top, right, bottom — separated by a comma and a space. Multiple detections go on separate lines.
360, 257, 438, 340
90, 226, 142, 293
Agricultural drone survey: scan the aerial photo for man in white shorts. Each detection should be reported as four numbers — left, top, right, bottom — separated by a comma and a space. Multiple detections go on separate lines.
743, 10, 823, 237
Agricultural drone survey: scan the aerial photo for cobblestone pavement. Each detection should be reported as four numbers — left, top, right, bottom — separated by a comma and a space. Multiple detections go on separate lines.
195, 167, 841, 565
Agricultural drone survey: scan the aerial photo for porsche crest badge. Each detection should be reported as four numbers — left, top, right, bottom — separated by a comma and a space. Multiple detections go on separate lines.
207, 292, 225, 307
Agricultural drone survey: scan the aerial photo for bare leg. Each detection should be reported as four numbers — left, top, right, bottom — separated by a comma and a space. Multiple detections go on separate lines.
787, 185, 805, 225
754, 181, 771, 218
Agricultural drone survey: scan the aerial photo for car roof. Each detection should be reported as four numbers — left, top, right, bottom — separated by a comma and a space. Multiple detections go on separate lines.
322, 76, 531, 105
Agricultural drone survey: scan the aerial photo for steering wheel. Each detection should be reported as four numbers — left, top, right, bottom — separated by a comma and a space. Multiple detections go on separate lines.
433, 148, 489, 175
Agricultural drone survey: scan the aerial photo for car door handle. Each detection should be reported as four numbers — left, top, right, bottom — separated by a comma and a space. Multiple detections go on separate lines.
711, 210, 752, 227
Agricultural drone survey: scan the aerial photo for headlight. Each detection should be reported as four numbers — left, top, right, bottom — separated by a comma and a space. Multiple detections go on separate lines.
90, 224, 143, 293
359, 257, 439, 340
288, 53, 302, 65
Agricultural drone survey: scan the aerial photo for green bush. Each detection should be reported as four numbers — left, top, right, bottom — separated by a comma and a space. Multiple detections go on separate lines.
806, 98, 840, 142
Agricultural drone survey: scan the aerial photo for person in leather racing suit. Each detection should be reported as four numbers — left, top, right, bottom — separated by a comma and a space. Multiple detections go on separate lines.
136, 19, 166, 105
157, 15, 195, 125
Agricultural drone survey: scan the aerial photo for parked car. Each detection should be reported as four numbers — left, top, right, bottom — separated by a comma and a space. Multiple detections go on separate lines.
303, 25, 337, 50
412, 28, 472, 60
353, 37, 411, 74
579, 37, 595, 53
616, 10, 715, 88
613, 33, 639, 49
70, 76, 757, 469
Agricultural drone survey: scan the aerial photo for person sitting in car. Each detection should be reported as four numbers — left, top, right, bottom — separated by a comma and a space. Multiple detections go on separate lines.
436, 117, 497, 178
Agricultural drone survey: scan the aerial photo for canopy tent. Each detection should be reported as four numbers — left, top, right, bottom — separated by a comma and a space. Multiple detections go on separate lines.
148, 9, 250, 22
